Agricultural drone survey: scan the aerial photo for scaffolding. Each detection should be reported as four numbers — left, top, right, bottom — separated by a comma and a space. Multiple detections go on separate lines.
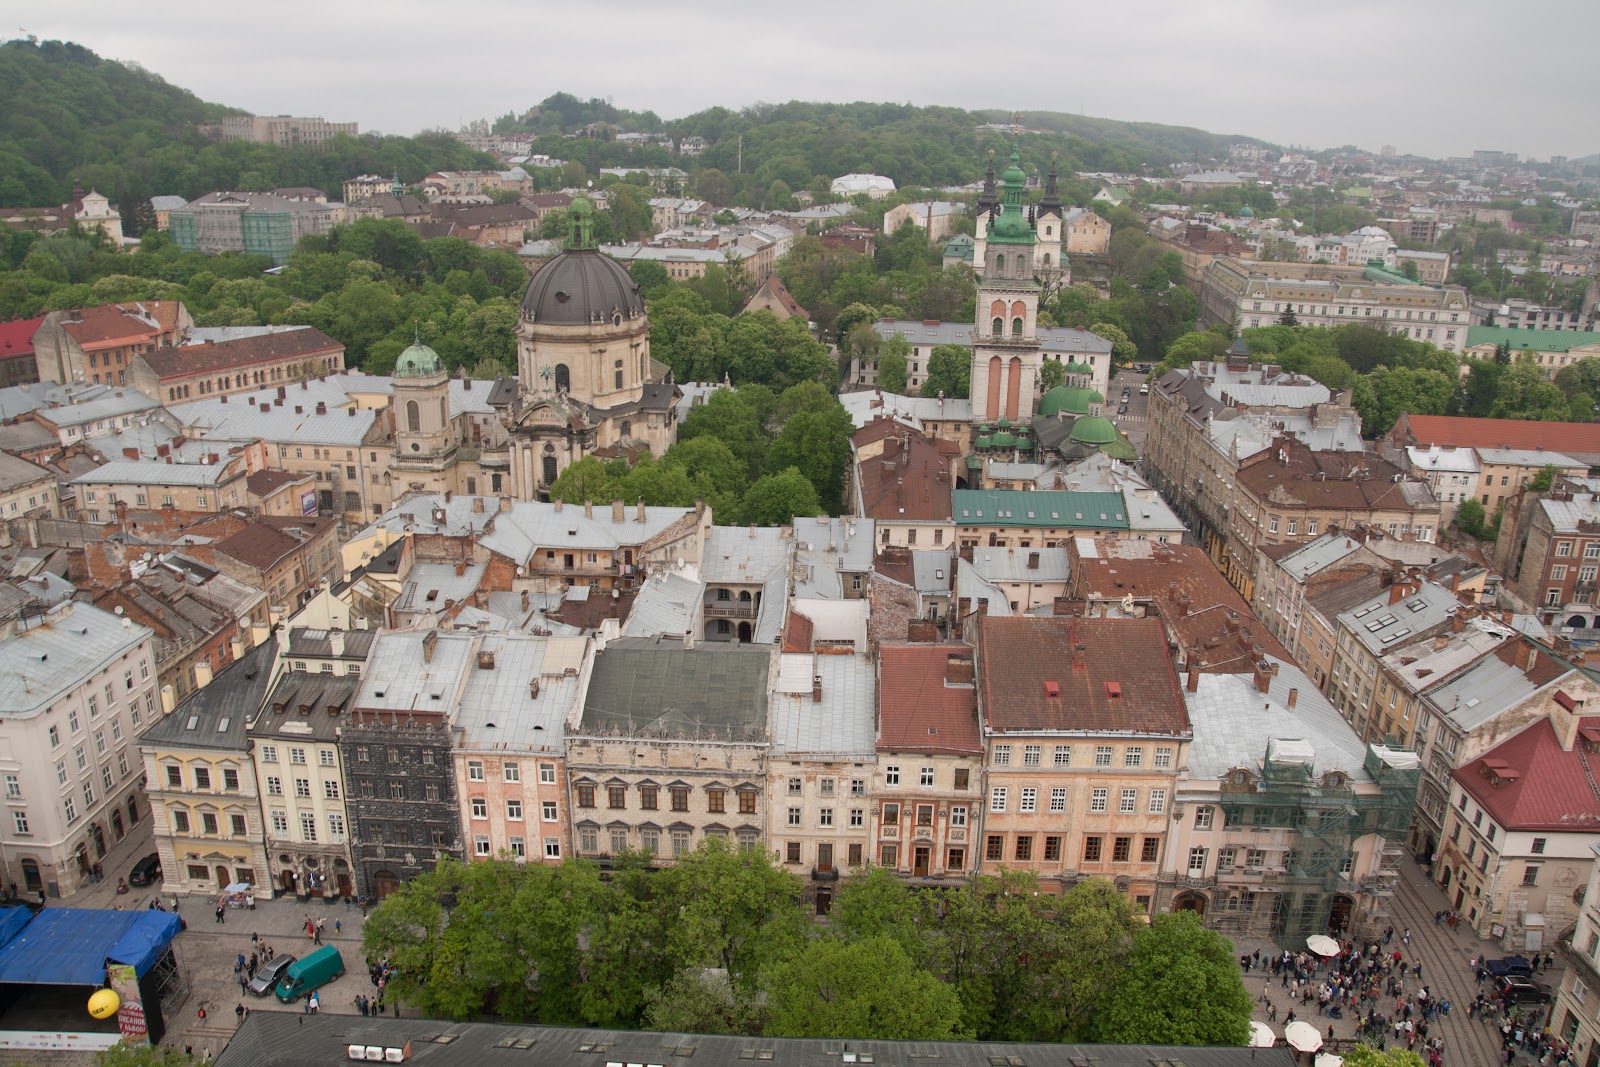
1216, 741, 1420, 946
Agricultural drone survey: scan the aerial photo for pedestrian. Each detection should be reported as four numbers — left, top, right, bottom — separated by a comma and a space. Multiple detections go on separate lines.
314, 919, 324, 946
360, 897, 368, 917
185, 1045, 193, 1057
235, 1003, 245, 1026
197, 1006, 207, 1024
335, 919, 342, 936
215, 904, 225, 924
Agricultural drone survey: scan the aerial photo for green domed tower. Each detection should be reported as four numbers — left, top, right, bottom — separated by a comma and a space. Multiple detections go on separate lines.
971, 141, 1044, 426
392, 330, 455, 479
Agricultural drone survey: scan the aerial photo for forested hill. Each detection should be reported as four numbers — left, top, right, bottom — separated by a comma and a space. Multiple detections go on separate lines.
496, 97, 1274, 193
0, 39, 494, 219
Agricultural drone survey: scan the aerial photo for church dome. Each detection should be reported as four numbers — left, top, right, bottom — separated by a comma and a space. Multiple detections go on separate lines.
1239, 205, 1255, 218
1038, 386, 1104, 417
1068, 414, 1117, 445
395, 340, 442, 377
521, 248, 644, 326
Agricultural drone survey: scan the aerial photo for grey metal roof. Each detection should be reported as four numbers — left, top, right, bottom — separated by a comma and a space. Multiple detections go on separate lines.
480, 499, 695, 567
1337, 580, 1459, 656
137, 639, 277, 751
71, 459, 235, 487
171, 382, 377, 446
356, 631, 477, 714
454, 634, 587, 752
1540, 494, 1600, 534
1476, 447, 1584, 467
701, 525, 788, 585
578, 636, 770, 742
285, 627, 376, 661
770, 652, 876, 759
969, 546, 1070, 584
38, 391, 161, 428
0, 451, 53, 492
791, 517, 875, 600
216, 1014, 1300, 1067
0, 603, 153, 717
395, 562, 487, 613
621, 569, 702, 638
1427, 651, 1571, 733
1277, 534, 1369, 581
912, 550, 955, 595
1185, 658, 1373, 780
839, 390, 973, 428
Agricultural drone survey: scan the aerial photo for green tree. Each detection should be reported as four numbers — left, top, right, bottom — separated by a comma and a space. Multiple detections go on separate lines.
1090, 911, 1251, 1045
629, 259, 672, 297
95, 1045, 199, 1067
741, 468, 821, 525
663, 435, 747, 508
724, 311, 835, 391
829, 867, 937, 959
1340, 1046, 1426, 1067
1491, 358, 1573, 421
1456, 497, 1489, 539
1529, 464, 1562, 493
680, 389, 771, 480
922, 343, 971, 398
1088, 321, 1137, 366
1038, 359, 1065, 391
1159, 330, 1228, 373
766, 404, 855, 514
1277, 303, 1299, 327
876, 333, 910, 393
762, 937, 969, 1040
644, 968, 763, 1036
654, 838, 807, 987
548, 456, 622, 507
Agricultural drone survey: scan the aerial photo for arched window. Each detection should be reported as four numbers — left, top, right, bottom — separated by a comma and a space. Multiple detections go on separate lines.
994, 255, 1004, 274
991, 317, 1004, 337
405, 400, 420, 433
614, 359, 624, 390
619, 420, 631, 438
553, 364, 570, 392
542, 456, 558, 485
1042, 253, 1052, 267
1046, 225, 1053, 236
1011, 317, 1024, 337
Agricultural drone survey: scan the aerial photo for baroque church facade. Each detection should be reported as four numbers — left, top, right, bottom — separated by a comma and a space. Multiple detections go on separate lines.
381, 197, 680, 503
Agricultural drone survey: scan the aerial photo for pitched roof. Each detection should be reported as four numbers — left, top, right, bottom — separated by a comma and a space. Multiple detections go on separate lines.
1466, 325, 1600, 353
578, 636, 770, 741
877, 645, 981, 754
139, 327, 341, 379
1398, 414, 1600, 457
52, 302, 183, 346
138, 640, 277, 750
978, 615, 1190, 736
953, 489, 1129, 531
214, 515, 333, 571
852, 421, 952, 523
0, 316, 43, 361
1453, 715, 1600, 832
1236, 439, 1434, 512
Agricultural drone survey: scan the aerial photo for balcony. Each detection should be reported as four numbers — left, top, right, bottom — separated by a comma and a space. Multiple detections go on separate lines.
704, 601, 758, 620
812, 866, 840, 882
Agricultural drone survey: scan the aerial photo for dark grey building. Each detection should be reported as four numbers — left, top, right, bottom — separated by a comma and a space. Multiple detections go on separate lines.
343, 630, 473, 898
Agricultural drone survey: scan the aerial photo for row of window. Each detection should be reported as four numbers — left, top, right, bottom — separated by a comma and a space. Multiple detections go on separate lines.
473, 835, 561, 860
990, 785, 1168, 815
469, 797, 559, 822
992, 743, 1174, 769
982, 832, 1160, 864
575, 782, 755, 814
577, 825, 756, 856
466, 760, 556, 784
170, 808, 250, 837
266, 809, 346, 842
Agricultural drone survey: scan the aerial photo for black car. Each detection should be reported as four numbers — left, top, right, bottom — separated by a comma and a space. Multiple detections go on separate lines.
1497, 977, 1551, 1006
128, 853, 162, 886
1118, 404, 1129, 414
247, 954, 297, 997
1486, 955, 1534, 980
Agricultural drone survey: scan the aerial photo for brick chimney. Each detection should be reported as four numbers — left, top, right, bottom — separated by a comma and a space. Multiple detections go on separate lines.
945, 652, 974, 685
1388, 580, 1416, 605
1512, 640, 1538, 676
422, 630, 438, 664
613, 499, 625, 523
1287, 687, 1299, 709
584, 500, 593, 518
1186, 662, 1202, 692
1253, 659, 1277, 694
1175, 594, 1191, 618
811, 675, 822, 703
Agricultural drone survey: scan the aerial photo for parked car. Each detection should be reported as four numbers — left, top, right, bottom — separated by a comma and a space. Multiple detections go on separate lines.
1118, 404, 1129, 414
1139, 384, 1150, 395
128, 854, 162, 887
1486, 955, 1534, 980
1497, 977, 1551, 1006
275, 945, 344, 1002
248, 954, 297, 997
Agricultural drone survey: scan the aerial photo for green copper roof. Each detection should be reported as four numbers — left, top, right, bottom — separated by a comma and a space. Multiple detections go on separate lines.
568, 195, 597, 249
1068, 414, 1117, 445
952, 489, 1129, 530
987, 143, 1036, 247
1465, 325, 1600, 354
1239, 205, 1255, 218
1038, 386, 1104, 417
395, 333, 443, 378
1062, 361, 1093, 374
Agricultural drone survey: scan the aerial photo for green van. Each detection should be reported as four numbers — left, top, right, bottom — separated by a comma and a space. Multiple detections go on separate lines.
275, 945, 344, 1002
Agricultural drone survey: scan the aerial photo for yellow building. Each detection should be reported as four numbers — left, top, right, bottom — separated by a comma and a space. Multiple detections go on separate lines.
138, 641, 278, 899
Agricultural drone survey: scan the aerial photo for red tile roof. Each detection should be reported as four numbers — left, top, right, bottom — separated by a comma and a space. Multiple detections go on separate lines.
141, 328, 342, 379
1453, 715, 1600, 832
214, 515, 334, 571
978, 615, 1190, 735
56, 302, 183, 347
1235, 438, 1428, 512
0, 316, 44, 362
852, 420, 953, 522
1398, 414, 1600, 456
877, 644, 981, 754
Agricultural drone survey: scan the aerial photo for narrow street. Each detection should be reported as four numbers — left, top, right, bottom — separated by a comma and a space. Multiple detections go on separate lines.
1239, 855, 1564, 1067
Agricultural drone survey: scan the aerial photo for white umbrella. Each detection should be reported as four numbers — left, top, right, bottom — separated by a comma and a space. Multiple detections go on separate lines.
1316, 1054, 1344, 1067
1284, 1021, 1324, 1053
223, 881, 251, 894
1249, 1021, 1276, 1048
1306, 934, 1340, 956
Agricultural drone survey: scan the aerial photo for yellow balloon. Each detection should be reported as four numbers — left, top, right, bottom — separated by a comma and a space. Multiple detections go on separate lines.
88, 988, 120, 1019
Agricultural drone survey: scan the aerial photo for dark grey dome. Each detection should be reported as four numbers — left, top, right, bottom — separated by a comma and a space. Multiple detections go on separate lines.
521, 249, 645, 326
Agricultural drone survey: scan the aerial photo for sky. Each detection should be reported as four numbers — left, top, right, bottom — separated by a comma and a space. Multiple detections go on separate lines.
24, 0, 1600, 162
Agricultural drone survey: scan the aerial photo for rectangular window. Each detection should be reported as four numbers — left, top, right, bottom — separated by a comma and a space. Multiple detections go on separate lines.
1083, 836, 1103, 862
506, 799, 523, 821
1043, 836, 1061, 862
265, 776, 282, 796
884, 765, 900, 786
992, 745, 1011, 767
300, 812, 317, 842
222, 767, 238, 791
476, 835, 492, 857
193, 766, 211, 790
1148, 788, 1167, 814
819, 778, 836, 797
708, 788, 726, 813
1014, 836, 1033, 861
883, 803, 899, 825
468, 761, 484, 781
953, 768, 969, 790
534, 763, 555, 785
319, 749, 335, 766
986, 835, 1004, 861
1188, 846, 1208, 874
1141, 836, 1160, 863
1049, 787, 1067, 812
947, 846, 965, 869
329, 814, 345, 838
787, 807, 802, 827
610, 829, 629, 855
1523, 866, 1540, 886
739, 790, 758, 814
850, 808, 864, 827
271, 810, 288, 834
1019, 787, 1037, 813
607, 786, 626, 809
577, 784, 595, 808
818, 808, 834, 827
323, 780, 340, 800
542, 838, 558, 859
1090, 787, 1108, 812
851, 778, 867, 796
230, 813, 247, 836
1532, 837, 1547, 854
1095, 745, 1113, 767
170, 809, 186, 833
990, 786, 1008, 812
1124, 747, 1143, 767
289, 747, 306, 765
1119, 788, 1137, 813
785, 841, 801, 863
1194, 806, 1214, 829
670, 786, 690, 811
1112, 836, 1131, 862
1023, 744, 1041, 767
950, 805, 967, 827
919, 766, 935, 787
1053, 745, 1072, 766
879, 844, 898, 867
294, 778, 311, 798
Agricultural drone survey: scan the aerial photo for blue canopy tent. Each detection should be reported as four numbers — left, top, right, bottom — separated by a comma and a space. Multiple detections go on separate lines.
0, 908, 181, 984
0, 908, 32, 954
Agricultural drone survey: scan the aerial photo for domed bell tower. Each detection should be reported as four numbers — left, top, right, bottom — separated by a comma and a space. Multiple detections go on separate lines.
970, 144, 1044, 423
393, 334, 456, 474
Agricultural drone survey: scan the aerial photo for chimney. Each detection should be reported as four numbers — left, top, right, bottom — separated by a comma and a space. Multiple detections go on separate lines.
1287, 687, 1299, 709
1388, 581, 1413, 605
444, 491, 453, 504
584, 500, 593, 518
193, 661, 213, 690
520, 589, 530, 610
945, 652, 974, 684
637, 499, 646, 523
613, 499, 624, 523
1071, 642, 1087, 671
329, 631, 344, 657
553, 498, 563, 513
811, 675, 823, 703
260, 403, 270, 413
122, 447, 139, 460
472, 497, 485, 514
454, 562, 466, 577
1027, 551, 1040, 570
1253, 659, 1274, 694
499, 495, 512, 512
422, 630, 439, 664
1554, 635, 1574, 656
315, 402, 327, 415
1450, 612, 1467, 634
348, 406, 357, 417
478, 650, 496, 670
1512, 640, 1538, 675
294, 405, 302, 414
1167, 579, 1178, 603
1186, 663, 1201, 692
1175, 594, 1191, 618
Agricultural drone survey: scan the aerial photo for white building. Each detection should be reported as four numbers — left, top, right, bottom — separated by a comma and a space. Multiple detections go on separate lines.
0, 602, 159, 898
830, 174, 896, 199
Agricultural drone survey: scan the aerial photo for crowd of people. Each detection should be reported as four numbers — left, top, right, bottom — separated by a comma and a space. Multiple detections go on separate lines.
1246, 926, 1574, 1067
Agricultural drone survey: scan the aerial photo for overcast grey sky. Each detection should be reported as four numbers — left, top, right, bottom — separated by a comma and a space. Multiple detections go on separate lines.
27, 0, 1600, 161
